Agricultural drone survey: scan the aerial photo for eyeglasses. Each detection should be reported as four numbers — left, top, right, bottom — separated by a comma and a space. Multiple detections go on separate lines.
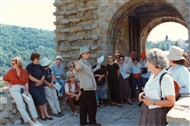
70, 66, 74, 68
56, 58, 62, 60
11, 63, 16, 66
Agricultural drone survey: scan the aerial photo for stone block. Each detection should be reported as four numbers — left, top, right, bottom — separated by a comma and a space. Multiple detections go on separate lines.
61, 54, 70, 58
0, 105, 3, 111
84, 35, 92, 40
68, 18, 81, 23
88, 6, 98, 10
78, 7, 88, 12
14, 119, 21, 125
0, 89, 4, 94
77, 31, 86, 36
2, 112, 9, 118
6, 105, 13, 111
60, 19, 69, 24
70, 46, 80, 50
9, 115, 14, 122
59, 46, 69, 52
0, 119, 7, 124
91, 45, 99, 50
65, 9, 78, 15
11, 108, 17, 114
61, 28, 70, 33
68, 36, 78, 42
92, 35, 98, 40
70, 26, 82, 32
0, 97, 7, 104
83, 25, 92, 31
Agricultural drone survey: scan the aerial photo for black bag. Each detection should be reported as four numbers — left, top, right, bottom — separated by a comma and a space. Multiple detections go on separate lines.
96, 79, 105, 86
141, 67, 147, 74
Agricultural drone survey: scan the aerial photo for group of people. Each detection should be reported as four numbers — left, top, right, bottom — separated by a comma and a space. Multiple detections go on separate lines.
3, 45, 190, 126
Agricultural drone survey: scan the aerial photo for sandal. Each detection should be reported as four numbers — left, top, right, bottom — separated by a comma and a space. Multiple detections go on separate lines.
117, 104, 122, 107
110, 102, 115, 106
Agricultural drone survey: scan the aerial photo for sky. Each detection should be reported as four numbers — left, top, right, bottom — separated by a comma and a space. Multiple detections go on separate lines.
0, 0, 188, 41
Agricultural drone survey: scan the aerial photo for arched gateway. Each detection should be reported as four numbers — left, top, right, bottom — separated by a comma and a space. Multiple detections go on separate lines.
53, 0, 190, 65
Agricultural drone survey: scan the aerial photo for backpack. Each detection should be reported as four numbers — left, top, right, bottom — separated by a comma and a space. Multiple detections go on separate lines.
159, 72, 181, 101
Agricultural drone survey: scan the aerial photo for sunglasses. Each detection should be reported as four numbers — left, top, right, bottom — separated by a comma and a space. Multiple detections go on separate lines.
11, 63, 16, 66
56, 58, 62, 60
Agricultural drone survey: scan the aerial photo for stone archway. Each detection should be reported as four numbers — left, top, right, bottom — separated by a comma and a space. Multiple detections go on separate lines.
98, 0, 190, 56
141, 17, 187, 51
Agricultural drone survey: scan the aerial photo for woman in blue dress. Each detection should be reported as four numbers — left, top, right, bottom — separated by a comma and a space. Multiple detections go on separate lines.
26, 52, 53, 121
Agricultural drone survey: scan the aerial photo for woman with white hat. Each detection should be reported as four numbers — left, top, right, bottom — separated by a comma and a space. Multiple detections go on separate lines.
167, 46, 190, 94
73, 46, 101, 126
41, 57, 64, 118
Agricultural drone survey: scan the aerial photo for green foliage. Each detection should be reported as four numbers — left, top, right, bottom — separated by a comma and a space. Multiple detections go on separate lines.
0, 24, 56, 76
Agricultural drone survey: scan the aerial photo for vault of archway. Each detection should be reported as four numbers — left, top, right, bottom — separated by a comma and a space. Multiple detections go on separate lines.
98, 0, 190, 56
141, 17, 186, 51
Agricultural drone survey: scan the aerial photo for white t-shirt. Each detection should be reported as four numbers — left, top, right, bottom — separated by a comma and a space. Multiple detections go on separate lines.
144, 69, 175, 100
65, 83, 76, 94
168, 65, 190, 94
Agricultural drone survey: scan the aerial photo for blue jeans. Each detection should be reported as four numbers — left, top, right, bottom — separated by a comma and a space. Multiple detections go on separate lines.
141, 77, 149, 88
54, 78, 65, 96
131, 76, 142, 98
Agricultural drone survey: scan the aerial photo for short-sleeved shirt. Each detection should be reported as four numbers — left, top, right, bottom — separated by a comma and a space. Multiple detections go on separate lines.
168, 65, 190, 94
92, 65, 106, 83
51, 63, 64, 76
144, 69, 175, 99
106, 63, 119, 79
131, 63, 142, 74
26, 63, 44, 88
43, 68, 52, 86
65, 82, 79, 98
3, 69, 28, 85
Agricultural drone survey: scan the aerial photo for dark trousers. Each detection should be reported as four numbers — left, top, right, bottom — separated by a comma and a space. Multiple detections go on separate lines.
80, 89, 97, 125
108, 79, 120, 103
131, 76, 143, 98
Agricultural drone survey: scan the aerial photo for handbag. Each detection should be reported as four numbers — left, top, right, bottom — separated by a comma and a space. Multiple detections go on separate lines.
141, 67, 147, 74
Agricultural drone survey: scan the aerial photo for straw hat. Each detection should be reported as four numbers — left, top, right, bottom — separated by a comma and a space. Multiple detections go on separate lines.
167, 46, 185, 60
79, 46, 90, 56
41, 57, 51, 67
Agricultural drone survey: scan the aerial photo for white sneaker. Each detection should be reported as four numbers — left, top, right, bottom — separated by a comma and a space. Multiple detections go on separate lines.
31, 122, 38, 126
35, 121, 43, 126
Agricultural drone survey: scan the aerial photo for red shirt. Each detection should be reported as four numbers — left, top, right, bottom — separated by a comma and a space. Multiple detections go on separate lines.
3, 69, 28, 85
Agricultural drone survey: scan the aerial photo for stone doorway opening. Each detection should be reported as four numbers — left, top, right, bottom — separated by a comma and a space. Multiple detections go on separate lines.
98, 0, 189, 57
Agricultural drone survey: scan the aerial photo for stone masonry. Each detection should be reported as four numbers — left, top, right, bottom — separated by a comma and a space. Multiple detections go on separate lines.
53, 0, 190, 66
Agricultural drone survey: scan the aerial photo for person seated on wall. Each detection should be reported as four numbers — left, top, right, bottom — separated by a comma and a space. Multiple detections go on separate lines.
51, 55, 65, 97
65, 74, 81, 116
3, 57, 43, 126
26, 52, 53, 121
65, 61, 78, 82
167, 46, 190, 94
41, 57, 65, 118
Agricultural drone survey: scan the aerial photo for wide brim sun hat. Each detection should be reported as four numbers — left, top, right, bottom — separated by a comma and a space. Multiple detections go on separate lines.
79, 46, 90, 56
55, 55, 63, 60
167, 46, 185, 61
41, 57, 51, 67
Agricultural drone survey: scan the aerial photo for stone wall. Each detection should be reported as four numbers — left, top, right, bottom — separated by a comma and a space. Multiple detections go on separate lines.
167, 94, 190, 126
0, 87, 67, 125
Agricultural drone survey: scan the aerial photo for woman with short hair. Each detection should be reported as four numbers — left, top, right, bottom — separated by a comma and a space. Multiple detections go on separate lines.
26, 52, 53, 121
41, 57, 64, 118
167, 46, 190, 94
138, 48, 175, 126
65, 74, 81, 116
3, 57, 43, 126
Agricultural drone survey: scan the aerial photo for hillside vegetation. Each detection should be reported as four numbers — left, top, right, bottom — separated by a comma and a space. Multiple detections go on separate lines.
0, 24, 56, 77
